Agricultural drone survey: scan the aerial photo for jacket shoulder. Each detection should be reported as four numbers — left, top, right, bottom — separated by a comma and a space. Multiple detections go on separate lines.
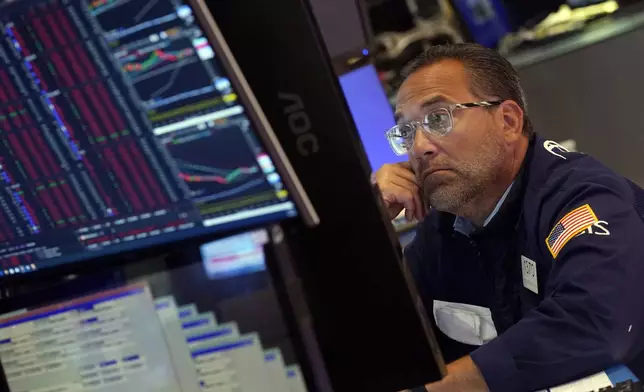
529, 137, 631, 197
525, 137, 638, 257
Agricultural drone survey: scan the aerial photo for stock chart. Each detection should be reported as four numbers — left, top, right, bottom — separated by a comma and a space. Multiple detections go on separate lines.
93, 0, 237, 126
159, 115, 289, 219
0, 0, 294, 274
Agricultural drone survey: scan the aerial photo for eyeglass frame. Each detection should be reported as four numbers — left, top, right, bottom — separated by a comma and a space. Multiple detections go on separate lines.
385, 100, 503, 156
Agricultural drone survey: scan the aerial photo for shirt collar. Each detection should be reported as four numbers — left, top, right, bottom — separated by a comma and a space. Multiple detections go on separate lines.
453, 182, 515, 237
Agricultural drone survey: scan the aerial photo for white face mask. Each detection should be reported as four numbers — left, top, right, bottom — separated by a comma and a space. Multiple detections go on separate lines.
432, 300, 498, 346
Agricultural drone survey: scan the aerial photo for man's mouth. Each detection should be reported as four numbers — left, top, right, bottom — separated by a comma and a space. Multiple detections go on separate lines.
423, 168, 451, 181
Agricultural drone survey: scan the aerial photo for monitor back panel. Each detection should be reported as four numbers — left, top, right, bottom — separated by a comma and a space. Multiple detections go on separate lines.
211, 0, 446, 390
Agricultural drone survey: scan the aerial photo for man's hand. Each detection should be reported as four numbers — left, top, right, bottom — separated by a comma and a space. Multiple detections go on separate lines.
373, 162, 426, 221
425, 356, 489, 392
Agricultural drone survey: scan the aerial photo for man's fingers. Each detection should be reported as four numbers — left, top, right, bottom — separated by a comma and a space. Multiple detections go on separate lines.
389, 177, 424, 220
415, 191, 425, 221
377, 163, 417, 184
390, 163, 418, 184
399, 179, 423, 222
384, 183, 420, 219
375, 162, 425, 220
393, 164, 426, 220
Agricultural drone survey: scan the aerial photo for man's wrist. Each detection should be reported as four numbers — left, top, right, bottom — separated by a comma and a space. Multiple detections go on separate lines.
425, 356, 489, 392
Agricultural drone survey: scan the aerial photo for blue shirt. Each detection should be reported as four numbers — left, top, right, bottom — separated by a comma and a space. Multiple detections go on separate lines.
453, 182, 514, 236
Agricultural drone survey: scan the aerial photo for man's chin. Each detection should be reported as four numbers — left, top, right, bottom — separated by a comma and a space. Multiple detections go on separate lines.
426, 185, 462, 213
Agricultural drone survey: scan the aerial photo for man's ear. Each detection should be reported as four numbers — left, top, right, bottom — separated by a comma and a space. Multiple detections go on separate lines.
498, 100, 524, 142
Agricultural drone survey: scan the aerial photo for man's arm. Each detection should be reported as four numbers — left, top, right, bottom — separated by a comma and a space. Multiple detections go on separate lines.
433, 179, 644, 392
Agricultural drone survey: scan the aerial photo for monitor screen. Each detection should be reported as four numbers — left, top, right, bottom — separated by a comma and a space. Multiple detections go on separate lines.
338, 64, 405, 172
0, 281, 310, 391
0, 0, 298, 276
200, 228, 269, 280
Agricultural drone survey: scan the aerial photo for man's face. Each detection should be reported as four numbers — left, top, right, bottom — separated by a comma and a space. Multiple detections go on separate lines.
395, 60, 508, 214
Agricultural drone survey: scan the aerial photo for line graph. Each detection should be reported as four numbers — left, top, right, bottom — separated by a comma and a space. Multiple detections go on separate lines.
130, 57, 198, 85
122, 48, 194, 73
134, 0, 161, 22
93, 0, 178, 42
194, 178, 267, 204
178, 165, 259, 184
146, 86, 218, 111
163, 118, 274, 209
150, 64, 181, 98
93, 0, 229, 126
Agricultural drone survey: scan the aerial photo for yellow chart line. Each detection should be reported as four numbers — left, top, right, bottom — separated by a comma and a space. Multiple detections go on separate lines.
149, 94, 237, 123
198, 191, 276, 215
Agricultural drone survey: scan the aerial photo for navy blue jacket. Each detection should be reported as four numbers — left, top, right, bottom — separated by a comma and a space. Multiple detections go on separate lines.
406, 135, 644, 391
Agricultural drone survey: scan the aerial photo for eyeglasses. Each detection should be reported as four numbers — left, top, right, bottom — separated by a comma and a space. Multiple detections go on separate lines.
385, 100, 503, 156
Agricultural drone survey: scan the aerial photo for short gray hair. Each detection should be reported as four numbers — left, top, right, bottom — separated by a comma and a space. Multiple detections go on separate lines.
406, 43, 533, 136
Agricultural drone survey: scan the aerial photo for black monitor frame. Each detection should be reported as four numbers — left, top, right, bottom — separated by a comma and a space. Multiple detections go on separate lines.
209, 0, 446, 390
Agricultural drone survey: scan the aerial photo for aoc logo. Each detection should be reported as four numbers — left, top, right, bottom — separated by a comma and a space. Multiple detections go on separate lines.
544, 140, 570, 160
279, 92, 319, 157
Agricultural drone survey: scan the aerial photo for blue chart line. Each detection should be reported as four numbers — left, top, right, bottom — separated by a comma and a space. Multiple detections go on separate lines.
150, 63, 181, 98
145, 85, 216, 109
104, 14, 177, 41
194, 178, 265, 204
134, 0, 161, 22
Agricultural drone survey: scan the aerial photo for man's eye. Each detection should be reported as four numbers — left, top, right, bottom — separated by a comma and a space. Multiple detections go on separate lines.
397, 124, 415, 137
401, 128, 413, 138
427, 112, 449, 127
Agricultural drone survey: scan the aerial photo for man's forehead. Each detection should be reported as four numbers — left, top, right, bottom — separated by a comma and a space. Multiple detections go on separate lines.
395, 60, 471, 116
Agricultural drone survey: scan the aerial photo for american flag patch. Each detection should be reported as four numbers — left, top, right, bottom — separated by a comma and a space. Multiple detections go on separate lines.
546, 204, 599, 258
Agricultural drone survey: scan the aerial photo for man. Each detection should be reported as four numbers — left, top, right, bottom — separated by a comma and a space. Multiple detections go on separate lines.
375, 43, 644, 392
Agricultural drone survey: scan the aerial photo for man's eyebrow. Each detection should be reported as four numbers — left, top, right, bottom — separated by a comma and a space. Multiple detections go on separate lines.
420, 95, 450, 109
394, 95, 451, 123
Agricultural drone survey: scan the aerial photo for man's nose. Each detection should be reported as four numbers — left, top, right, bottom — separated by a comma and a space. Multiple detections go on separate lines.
410, 125, 439, 159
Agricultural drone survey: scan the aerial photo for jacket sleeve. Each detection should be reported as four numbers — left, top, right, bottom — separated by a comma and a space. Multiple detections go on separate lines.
470, 178, 644, 392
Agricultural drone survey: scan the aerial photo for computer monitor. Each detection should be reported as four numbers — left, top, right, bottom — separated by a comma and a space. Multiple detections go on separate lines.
0, 0, 446, 390
338, 63, 406, 172
0, 242, 312, 392
0, 0, 316, 276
